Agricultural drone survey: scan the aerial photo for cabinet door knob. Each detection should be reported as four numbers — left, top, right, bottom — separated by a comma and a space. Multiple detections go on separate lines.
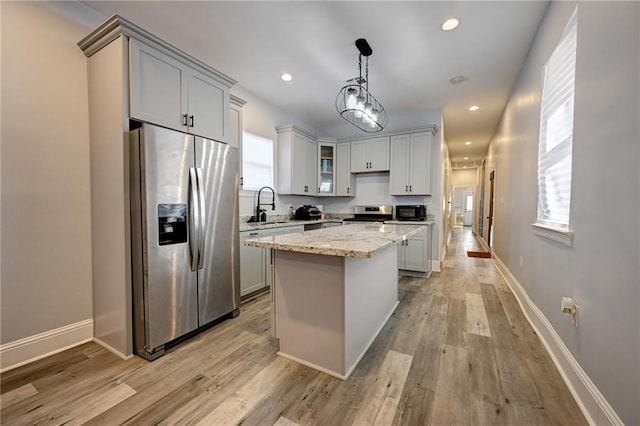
189, 115, 194, 127
409, 185, 412, 192
183, 114, 188, 126
347, 187, 350, 194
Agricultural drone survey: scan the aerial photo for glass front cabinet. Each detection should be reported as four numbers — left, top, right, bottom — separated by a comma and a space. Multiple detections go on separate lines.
317, 139, 336, 196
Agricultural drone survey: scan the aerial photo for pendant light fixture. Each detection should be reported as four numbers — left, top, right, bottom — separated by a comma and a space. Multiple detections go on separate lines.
336, 38, 387, 133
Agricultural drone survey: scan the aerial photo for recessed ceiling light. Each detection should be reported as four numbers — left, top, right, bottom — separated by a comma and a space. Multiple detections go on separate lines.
281, 73, 293, 82
465, 141, 472, 145
441, 18, 460, 31
449, 75, 467, 85
469, 105, 479, 111
464, 157, 469, 160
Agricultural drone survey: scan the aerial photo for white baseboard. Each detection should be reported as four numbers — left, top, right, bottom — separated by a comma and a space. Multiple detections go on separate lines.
491, 253, 623, 426
93, 337, 134, 361
431, 260, 441, 272
0, 319, 93, 373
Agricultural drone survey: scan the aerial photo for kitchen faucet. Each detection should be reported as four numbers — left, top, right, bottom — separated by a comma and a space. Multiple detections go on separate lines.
255, 186, 276, 222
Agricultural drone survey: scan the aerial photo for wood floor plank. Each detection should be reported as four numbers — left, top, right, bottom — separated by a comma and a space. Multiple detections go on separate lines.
83, 368, 205, 425
193, 356, 296, 425
392, 384, 435, 426
481, 283, 543, 407
493, 282, 587, 424
443, 297, 467, 347
470, 391, 507, 425
466, 292, 492, 337
158, 338, 274, 425
273, 416, 300, 426
0, 350, 89, 393
430, 344, 471, 424
121, 330, 259, 390
0, 382, 38, 410
352, 350, 413, 425
279, 373, 339, 424
238, 363, 319, 426
466, 333, 502, 402
52, 382, 136, 426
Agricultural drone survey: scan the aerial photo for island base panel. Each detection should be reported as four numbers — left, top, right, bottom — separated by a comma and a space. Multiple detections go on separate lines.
273, 247, 398, 379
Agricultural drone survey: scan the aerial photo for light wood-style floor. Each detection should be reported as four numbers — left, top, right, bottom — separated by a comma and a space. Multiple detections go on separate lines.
1, 227, 587, 425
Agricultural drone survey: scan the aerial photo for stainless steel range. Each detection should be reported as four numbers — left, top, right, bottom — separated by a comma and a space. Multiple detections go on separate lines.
343, 205, 393, 223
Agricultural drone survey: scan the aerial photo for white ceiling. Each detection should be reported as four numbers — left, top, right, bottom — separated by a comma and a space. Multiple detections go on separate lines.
80, 1, 548, 166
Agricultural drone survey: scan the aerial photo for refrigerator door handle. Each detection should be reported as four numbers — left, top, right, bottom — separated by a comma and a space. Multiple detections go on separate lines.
196, 167, 206, 270
189, 167, 200, 271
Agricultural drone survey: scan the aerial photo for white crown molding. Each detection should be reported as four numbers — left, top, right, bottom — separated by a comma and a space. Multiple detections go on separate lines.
230, 94, 247, 107
77, 14, 236, 88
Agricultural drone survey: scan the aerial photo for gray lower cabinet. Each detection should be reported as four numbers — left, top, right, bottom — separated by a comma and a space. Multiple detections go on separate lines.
397, 227, 431, 273
239, 225, 304, 298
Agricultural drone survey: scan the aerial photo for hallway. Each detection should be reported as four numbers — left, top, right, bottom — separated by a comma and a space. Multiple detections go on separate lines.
0, 227, 586, 425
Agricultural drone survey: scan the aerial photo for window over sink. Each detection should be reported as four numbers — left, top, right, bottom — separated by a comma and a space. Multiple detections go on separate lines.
242, 132, 274, 191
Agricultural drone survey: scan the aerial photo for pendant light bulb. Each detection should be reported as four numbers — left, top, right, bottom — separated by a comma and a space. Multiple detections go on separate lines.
364, 101, 373, 118
355, 95, 365, 118
346, 88, 357, 110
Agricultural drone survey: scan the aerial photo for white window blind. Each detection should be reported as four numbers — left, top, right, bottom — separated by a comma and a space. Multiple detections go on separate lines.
242, 132, 274, 191
536, 8, 577, 230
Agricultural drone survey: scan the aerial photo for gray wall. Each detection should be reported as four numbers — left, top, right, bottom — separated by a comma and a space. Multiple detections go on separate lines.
481, 2, 639, 423
0, 2, 100, 344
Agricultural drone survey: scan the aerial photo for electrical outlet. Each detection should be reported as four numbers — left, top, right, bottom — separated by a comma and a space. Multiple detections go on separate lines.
561, 297, 579, 327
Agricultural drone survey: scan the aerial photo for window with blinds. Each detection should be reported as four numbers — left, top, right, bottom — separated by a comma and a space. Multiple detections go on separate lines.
242, 132, 274, 191
536, 8, 577, 230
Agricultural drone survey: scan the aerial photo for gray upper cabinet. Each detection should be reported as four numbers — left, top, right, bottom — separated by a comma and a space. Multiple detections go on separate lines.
389, 131, 434, 195
336, 142, 355, 197
350, 137, 390, 172
276, 126, 317, 196
129, 38, 230, 143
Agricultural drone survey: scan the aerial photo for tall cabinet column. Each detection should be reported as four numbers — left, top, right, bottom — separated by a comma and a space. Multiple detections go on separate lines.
78, 15, 235, 357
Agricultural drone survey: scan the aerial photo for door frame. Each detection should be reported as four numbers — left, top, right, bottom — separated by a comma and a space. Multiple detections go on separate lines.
487, 167, 496, 247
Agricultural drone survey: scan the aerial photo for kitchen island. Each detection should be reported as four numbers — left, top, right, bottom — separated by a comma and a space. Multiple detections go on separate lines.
244, 223, 425, 379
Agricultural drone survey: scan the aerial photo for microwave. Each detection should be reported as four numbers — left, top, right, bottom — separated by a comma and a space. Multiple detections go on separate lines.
395, 204, 426, 221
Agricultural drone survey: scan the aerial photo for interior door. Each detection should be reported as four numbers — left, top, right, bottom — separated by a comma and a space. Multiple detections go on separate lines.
195, 137, 240, 325
463, 190, 474, 226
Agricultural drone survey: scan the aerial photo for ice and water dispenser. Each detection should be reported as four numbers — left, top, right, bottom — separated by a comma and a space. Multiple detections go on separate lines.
158, 204, 188, 246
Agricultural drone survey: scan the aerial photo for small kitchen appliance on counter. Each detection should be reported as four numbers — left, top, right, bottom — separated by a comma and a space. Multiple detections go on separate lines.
295, 205, 321, 220
395, 204, 427, 221
343, 205, 393, 223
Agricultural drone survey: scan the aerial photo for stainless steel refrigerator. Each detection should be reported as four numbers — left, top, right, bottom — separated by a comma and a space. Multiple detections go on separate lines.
129, 123, 240, 360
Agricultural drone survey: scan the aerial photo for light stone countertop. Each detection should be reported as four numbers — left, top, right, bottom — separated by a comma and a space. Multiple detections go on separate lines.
244, 223, 426, 258
239, 219, 342, 232
384, 219, 435, 226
